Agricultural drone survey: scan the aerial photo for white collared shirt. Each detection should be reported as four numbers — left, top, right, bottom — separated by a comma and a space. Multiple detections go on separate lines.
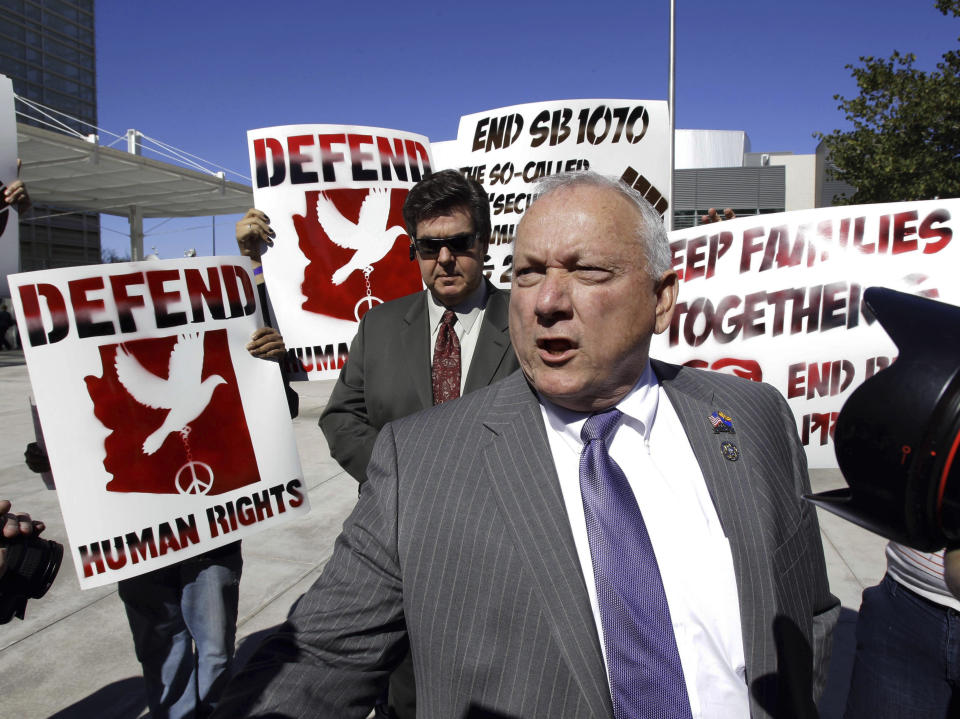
539, 362, 749, 718
427, 281, 488, 393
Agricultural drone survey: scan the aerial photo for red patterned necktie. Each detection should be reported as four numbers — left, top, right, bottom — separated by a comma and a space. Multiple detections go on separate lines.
432, 310, 461, 405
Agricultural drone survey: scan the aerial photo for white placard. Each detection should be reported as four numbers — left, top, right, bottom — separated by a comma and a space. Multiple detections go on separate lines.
9, 257, 308, 588
247, 124, 433, 380
435, 99, 671, 288
655, 200, 958, 467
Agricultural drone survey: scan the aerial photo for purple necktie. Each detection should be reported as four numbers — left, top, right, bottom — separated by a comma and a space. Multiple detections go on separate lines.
579, 409, 692, 719
431, 310, 460, 405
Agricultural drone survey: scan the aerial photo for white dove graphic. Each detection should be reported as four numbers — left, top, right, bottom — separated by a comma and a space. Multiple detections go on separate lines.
318, 187, 407, 285
114, 333, 227, 455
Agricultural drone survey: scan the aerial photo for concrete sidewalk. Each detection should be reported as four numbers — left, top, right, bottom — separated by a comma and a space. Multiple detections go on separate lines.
0, 355, 887, 718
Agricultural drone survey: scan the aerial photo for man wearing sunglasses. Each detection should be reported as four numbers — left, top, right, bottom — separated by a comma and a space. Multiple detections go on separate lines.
319, 169, 518, 487
319, 169, 519, 718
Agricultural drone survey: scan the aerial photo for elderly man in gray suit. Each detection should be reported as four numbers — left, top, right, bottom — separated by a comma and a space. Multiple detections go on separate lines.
216, 171, 839, 719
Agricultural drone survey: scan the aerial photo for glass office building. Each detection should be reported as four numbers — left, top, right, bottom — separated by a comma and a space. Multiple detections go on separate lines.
0, 0, 100, 270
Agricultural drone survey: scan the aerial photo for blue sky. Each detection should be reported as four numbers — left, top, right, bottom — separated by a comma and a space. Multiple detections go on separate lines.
93, 0, 960, 258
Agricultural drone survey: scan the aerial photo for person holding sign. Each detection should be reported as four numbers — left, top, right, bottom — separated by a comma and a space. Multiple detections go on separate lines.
19, 322, 292, 719
8, 166, 302, 717
105, 235, 293, 719
213, 171, 837, 719
112, 323, 290, 719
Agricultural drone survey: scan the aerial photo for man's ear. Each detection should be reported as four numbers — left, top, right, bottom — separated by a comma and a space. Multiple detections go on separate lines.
653, 270, 679, 335
409, 244, 417, 261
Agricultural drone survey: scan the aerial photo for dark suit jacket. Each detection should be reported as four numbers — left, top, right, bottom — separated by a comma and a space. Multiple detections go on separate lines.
319, 282, 518, 483
220, 364, 839, 719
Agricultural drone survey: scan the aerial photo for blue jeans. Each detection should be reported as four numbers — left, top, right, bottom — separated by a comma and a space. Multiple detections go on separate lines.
844, 572, 960, 718
118, 544, 242, 719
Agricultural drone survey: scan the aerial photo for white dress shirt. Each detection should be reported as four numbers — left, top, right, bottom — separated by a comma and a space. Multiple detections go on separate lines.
426, 281, 488, 393
539, 361, 749, 718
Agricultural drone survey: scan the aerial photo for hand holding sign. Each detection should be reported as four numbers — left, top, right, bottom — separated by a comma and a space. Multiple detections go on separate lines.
235, 208, 274, 262
700, 207, 736, 224
2, 159, 30, 214
246, 326, 285, 360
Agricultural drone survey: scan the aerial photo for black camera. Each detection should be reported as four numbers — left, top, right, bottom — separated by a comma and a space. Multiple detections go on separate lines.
0, 532, 63, 623
807, 286, 960, 551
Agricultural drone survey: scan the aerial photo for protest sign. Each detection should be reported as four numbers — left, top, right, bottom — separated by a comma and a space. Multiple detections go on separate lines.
247, 124, 432, 380
432, 99, 670, 288
654, 200, 957, 467
9, 257, 308, 588
1, 74, 19, 299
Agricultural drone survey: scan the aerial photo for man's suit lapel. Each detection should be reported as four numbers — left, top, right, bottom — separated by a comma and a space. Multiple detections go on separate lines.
399, 292, 433, 409
653, 360, 777, 707
479, 373, 613, 719
464, 286, 513, 394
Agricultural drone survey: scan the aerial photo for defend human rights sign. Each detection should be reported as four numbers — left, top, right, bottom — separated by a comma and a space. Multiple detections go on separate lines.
9, 257, 308, 589
654, 200, 956, 467
247, 124, 433, 380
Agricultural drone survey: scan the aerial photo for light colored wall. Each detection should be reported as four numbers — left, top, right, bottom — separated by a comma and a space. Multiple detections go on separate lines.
768, 153, 817, 211
674, 129, 748, 169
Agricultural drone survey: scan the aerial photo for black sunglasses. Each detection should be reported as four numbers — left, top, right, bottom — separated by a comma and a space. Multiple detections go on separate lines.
409, 232, 477, 260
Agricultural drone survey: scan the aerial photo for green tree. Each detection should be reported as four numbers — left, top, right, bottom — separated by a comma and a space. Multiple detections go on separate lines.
817, 0, 960, 203
101, 247, 130, 263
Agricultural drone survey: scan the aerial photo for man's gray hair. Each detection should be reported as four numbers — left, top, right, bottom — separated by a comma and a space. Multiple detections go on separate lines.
526, 171, 672, 278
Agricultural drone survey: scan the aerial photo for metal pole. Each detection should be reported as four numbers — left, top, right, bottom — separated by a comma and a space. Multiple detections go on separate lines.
128, 206, 143, 261
126, 130, 143, 258
212, 216, 216, 256
667, 0, 676, 232
126, 128, 142, 156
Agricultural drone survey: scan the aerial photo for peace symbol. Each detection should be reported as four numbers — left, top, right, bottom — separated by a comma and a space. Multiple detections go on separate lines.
175, 461, 215, 495
354, 295, 383, 321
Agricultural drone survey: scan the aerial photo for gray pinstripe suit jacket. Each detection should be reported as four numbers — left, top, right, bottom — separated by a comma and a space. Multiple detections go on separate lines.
219, 362, 840, 719
319, 282, 518, 483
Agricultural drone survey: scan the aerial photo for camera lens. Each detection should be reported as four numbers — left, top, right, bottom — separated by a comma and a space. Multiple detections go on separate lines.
2, 535, 63, 600
810, 287, 960, 551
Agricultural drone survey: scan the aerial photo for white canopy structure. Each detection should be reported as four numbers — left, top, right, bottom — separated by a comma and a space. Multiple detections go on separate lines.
16, 122, 253, 259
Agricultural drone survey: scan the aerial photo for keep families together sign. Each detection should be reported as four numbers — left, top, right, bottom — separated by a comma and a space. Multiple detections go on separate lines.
655, 199, 958, 467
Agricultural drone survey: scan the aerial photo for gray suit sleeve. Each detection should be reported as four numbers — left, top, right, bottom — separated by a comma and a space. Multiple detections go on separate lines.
775, 390, 841, 702
214, 424, 407, 718
319, 315, 380, 484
